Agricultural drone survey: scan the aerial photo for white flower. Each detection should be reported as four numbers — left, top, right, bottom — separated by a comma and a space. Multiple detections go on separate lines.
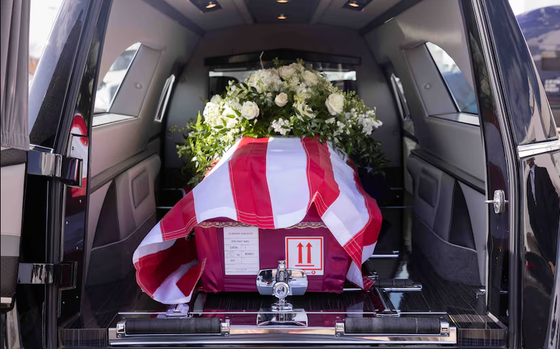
302, 71, 319, 86
221, 106, 240, 128
325, 93, 345, 115
295, 102, 315, 119
271, 118, 291, 136
325, 117, 336, 124
290, 62, 305, 73
210, 95, 222, 104
279, 65, 296, 79
275, 93, 288, 107
247, 69, 282, 92
203, 102, 221, 125
241, 101, 260, 120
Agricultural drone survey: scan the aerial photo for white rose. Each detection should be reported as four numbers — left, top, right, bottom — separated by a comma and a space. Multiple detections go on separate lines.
241, 101, 260, 120
279, 65, 296, 79
275, 93, 288, 107
325, 93, 345, 115
210, 95, 222, 104
302, 71, 318, 86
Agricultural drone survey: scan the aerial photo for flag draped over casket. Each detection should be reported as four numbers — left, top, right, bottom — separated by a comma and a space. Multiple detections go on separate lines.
133, 136, 383, 304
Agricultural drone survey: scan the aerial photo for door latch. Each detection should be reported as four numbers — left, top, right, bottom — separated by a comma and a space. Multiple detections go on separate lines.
17, 262, 77, 290
485, 190, 508, 214
27, 146, 83, 187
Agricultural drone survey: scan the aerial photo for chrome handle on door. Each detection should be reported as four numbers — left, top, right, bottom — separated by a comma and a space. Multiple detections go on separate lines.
485, 190, 508, 214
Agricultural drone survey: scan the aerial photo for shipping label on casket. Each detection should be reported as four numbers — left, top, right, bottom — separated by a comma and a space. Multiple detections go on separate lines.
223, 227, 260, 275
285, 237, 324, 275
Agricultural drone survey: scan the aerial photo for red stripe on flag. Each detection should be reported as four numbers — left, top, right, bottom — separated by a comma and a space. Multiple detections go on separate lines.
229, 137, 275, 228
134, 237, 197, 297
353, 171, 382, 246
176, 259, 206, 297
161, 190, 198, 241
301, 137, 340, 216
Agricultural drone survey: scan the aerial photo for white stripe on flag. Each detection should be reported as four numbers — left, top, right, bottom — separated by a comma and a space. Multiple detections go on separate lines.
193, 156, 238, 223
321, 145, 369, 246
362, 242, 376, 263
132, 223, 174, 264
266, 138, 310, 228
152, 259, 199, 304
346, 261, 364, 289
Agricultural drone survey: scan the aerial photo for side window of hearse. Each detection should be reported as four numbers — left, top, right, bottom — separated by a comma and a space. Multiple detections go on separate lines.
426, 42, 478, 115
94, 43, 141, 114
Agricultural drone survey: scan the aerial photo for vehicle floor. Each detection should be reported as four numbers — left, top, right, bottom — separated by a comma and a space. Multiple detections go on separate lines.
60, 207, 507, 347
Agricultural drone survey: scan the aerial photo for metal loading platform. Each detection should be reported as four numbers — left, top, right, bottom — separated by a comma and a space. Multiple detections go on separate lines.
108, 280, 457, 346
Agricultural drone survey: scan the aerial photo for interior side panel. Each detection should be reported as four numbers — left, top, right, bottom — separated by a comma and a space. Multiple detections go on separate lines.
87, 155, 160, 286
408, 153, 482, 286
0, 163, 26, 302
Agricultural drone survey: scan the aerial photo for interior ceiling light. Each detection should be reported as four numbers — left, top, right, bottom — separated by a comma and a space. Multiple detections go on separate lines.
278, 14, 287, 20
342, 0, 372, 11
277, 0, 289, 3
190, 0, 222, 13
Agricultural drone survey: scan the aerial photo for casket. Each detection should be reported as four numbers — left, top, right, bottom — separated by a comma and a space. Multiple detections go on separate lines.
133, 137, 382, 305
195, 205, 350, 293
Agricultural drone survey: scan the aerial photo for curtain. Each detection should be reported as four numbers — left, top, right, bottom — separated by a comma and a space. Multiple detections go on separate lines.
1, 0, 30, 150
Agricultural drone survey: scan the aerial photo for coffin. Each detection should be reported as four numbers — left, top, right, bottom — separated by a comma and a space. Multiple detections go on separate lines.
195, 205, 350, 293
133, 137, 382, 304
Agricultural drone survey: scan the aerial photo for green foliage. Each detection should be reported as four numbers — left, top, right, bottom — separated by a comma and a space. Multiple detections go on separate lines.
173, 60, 387, 186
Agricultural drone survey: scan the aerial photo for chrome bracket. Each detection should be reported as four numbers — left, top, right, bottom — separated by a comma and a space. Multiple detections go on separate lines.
256, 308, 308, 327
165, 303, 190, 318
256, 260, 308, 300
17, 262, 77, 289
485, 190, 508, 215
27, 145, 83, 187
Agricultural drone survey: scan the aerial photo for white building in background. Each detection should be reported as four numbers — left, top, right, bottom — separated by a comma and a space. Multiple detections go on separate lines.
509, 0, 560, 15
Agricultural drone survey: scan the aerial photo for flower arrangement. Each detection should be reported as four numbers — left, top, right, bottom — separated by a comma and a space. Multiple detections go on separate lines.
174, 59, 387, 185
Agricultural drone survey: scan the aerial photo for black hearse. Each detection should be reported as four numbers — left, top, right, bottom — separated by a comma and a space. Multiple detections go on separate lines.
1, 0, 559, 348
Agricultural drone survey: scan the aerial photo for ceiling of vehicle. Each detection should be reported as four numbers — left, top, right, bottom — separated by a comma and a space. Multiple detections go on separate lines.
163, 0, 402, 31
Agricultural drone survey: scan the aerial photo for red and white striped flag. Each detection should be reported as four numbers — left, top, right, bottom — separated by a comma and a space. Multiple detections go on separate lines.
133, 137, 382, 304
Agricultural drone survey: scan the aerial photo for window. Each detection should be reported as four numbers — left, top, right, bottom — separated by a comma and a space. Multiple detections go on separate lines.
390, 73, 410, 121
155, 75, 176, 122
426, 42, 478, 114
29, 0, 64, 88
94, 43, 141, 113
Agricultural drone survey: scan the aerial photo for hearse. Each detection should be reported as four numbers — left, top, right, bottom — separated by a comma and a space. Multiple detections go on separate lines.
1, 0, 559, 348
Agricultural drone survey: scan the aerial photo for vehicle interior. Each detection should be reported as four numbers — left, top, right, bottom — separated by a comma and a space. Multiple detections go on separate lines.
56, 0, 507, 346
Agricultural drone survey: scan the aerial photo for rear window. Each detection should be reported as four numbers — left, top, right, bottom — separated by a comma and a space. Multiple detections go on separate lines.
426, 42, 478, 115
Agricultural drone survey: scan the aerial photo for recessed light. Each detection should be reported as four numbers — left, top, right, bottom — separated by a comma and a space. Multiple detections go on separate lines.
342, 0, 372, 11
278, 14, 287, 20
277, 0, 289, 3
206, 1, 217, 9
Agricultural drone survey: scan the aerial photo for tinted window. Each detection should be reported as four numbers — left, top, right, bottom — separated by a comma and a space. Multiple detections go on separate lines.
94, 43, 140, 113
426, 42, 478, 114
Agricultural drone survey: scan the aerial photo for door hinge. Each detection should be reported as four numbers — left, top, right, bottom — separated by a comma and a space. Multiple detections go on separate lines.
17, 262, 77, 290
27, 145, 83, 187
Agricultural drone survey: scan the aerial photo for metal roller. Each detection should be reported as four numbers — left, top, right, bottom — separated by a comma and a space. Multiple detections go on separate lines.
344, 317, 446, 335
116, 318, 223, 335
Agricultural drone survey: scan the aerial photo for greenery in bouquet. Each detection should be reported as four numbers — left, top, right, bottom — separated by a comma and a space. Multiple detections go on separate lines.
174, 59, 387, 185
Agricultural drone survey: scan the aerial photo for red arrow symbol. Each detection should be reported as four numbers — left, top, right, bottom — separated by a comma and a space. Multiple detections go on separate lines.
306, 243, 312, 264
297, 243, 303, 264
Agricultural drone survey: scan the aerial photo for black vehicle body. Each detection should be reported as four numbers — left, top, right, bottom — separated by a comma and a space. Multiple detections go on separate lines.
0, 0, 559, 348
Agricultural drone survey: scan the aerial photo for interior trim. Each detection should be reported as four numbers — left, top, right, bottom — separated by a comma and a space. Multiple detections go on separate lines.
359, 0, 423, 36
517, 138, 560, 158
91, 147, 157, 192
205, 49, 361, 67
430, 113, 480, 127
140, 0, 204, 36
1, 148, 27, 167
411, 149, 485, 194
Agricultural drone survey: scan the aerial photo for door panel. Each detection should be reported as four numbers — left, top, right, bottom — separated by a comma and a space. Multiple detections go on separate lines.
408, 153, 484, 286
86, 154, 160, 286
0, 162, 26, 310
